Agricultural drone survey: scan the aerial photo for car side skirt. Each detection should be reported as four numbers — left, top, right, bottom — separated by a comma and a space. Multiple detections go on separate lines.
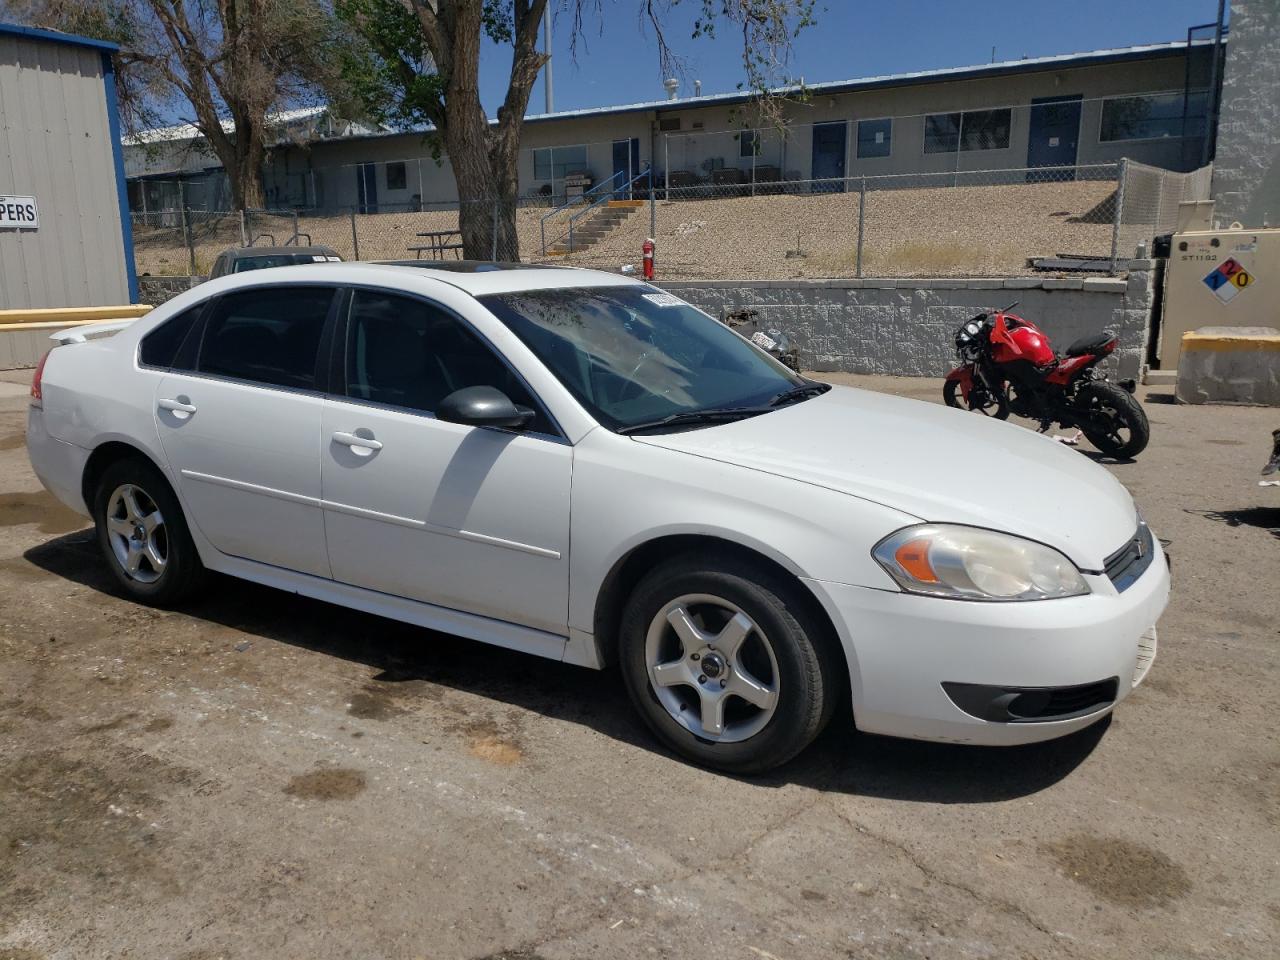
205, 551, 579, 666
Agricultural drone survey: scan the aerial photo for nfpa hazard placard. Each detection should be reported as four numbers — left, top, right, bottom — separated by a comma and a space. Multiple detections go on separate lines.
1203, 257, 1255, 304
0, 196, 39, 230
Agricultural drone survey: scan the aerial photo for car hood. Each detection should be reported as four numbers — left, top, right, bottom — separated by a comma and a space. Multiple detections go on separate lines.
633, 385, 1137, 570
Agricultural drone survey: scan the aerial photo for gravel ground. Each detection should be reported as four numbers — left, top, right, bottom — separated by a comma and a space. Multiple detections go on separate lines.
133, 179, 1119, 280
547, 180, 1118, 279
0, 371, 1276, 960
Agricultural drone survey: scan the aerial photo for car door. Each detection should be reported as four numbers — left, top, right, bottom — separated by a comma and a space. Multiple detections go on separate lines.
154, 284, 339, 579
319, 288, 572, 635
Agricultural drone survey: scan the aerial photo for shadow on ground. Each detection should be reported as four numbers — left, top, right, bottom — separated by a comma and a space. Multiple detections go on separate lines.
1184, 505, 1280, 540
25, 529, 1106, 803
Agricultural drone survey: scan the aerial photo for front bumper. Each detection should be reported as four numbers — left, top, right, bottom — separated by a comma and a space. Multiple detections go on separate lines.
805, 535, 1170, 746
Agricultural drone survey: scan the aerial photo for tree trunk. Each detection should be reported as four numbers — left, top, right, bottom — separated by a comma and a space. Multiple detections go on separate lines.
450, 145, 520, 261
432, 0, 547, 261
234, 148, 267, 210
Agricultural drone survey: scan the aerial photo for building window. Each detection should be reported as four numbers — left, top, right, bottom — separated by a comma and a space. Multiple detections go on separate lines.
739, 130, 759, 157
924, 113, 961, 153
960, 109, 1011, 151
856, 118, 891, 158
924, 108, 1011, 153
1099, 91, 1209, 142
533, 144, 589, 180
385, 161, 407, 190
659, 117, 681, 132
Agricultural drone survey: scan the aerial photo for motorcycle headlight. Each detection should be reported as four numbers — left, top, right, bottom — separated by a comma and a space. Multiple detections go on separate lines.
872, 524, 1089, 601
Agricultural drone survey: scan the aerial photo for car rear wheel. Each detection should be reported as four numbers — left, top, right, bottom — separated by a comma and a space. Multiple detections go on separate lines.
618, 554, 841, 774
94, 457, 205, 606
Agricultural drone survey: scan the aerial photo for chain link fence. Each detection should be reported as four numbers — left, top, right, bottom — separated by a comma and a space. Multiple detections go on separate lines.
131, 160, 1210, 282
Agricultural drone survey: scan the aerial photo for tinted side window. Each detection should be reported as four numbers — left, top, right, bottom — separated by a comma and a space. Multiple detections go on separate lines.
345, 291, 551, 433
198, 287, 334, 390
139, 305, 202, 369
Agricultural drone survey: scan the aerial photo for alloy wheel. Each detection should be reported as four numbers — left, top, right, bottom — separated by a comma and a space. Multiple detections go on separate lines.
104, 483, 168, 584
645, 593, 780, 743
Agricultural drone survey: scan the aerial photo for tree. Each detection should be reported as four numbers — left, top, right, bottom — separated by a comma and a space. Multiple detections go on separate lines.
337, 0, 817, 259
13, 0, 345, 210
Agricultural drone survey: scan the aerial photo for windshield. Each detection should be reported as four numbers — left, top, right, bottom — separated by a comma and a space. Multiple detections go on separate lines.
480, 286, 805, 431
232, 253, 328, 272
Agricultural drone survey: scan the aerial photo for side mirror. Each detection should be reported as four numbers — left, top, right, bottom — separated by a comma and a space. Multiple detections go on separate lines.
436, 385, 534, 430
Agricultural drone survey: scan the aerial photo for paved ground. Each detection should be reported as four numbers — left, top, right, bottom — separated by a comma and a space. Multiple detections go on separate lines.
0, 369, 1276, 960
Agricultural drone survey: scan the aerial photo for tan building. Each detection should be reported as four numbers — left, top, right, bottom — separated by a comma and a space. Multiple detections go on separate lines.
125, 37, 1224, 214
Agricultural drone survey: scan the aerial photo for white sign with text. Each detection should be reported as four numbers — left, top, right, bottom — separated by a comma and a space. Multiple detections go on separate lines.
0, 196, 39, 229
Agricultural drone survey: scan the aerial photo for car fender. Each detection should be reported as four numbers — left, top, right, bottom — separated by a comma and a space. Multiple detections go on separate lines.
568, 429, 916, 665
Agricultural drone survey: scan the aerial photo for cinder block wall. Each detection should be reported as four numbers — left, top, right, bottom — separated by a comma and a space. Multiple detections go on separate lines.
135, 267, 1154, 381
661, 263, 1153, 380
138, 276, 204, 304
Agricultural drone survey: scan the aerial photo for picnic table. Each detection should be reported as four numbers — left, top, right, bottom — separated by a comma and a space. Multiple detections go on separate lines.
407, 229, 464, 260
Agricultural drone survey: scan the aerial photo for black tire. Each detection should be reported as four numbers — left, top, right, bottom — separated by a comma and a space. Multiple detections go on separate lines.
1076, 381, 1149, 459
943, 377, 1010, 419
618, 553, 843, 774
93, 456, 205, 606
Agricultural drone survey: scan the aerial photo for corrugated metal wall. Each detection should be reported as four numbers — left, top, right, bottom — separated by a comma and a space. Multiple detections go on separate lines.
0, 33, 130, 309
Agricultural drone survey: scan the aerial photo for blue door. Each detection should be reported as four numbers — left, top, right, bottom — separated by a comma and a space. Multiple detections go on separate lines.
1027, 95, 1082, 180
612, 138, 641, 197
810, 122, 847, 192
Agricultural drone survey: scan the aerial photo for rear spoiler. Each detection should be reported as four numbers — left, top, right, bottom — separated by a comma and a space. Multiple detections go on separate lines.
49, 319, 138, 345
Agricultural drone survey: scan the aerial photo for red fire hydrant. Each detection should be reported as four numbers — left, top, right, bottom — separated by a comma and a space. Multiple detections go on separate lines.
642, 238, 655, 280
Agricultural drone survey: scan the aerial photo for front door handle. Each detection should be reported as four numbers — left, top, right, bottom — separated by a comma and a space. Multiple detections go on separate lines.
333, 431, 383, 455
158, 397, 197, 420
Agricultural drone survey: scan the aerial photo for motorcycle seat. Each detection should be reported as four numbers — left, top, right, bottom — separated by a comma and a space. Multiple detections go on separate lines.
1063, 332, 1114, 357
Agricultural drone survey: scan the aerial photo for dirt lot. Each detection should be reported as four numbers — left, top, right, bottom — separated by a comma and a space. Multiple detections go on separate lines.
134, 179, 1119, 280
0, 371, 1276, 960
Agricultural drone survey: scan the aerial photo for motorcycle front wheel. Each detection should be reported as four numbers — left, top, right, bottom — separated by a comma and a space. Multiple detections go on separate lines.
1076, 381, 1150, 459
944, 378, 1010, 419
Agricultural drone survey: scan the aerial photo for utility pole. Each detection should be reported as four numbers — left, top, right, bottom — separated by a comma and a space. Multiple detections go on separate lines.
543, 8, 554, 114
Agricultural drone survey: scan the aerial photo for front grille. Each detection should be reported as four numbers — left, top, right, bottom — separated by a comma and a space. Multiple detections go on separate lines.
1104, 522, 1155, 592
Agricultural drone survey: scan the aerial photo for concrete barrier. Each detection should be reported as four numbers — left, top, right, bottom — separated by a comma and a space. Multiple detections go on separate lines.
0, 305, 152, 370
1175, 327, 1280, 406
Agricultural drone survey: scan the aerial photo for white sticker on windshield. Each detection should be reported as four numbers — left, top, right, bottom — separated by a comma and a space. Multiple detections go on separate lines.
325, 255, 342, 261
642, 292, 683, 308
750, 331, 778, 351
311, 255, 326, 261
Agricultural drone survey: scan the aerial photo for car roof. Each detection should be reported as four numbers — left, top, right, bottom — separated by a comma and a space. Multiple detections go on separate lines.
205, 260, 643, 296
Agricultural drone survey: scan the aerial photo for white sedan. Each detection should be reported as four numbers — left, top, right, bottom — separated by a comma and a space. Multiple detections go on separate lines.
27, 262, 1169, 772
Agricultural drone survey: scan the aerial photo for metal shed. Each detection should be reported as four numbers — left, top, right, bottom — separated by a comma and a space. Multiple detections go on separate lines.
0, 22, 136, 310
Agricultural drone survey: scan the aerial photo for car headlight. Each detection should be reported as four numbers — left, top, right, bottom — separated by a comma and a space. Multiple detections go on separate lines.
872, 524, 1089, 601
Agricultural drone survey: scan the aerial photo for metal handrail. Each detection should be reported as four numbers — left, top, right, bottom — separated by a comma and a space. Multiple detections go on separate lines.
539, 170, 624, 255
565, 165, 652, 253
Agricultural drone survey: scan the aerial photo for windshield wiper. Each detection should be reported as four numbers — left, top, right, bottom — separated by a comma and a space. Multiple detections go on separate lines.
616, 407, 771, 435
769, 382, 830, 407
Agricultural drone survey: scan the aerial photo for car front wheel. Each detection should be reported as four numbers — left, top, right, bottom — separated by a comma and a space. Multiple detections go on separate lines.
94, 457, 205, 606
619, 554, 842, 774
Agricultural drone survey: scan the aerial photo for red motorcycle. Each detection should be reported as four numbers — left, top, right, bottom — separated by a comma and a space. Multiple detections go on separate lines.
943, 302, 1150, 459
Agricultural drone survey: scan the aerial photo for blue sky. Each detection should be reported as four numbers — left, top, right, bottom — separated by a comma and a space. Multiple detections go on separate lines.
481, 0, 1226, 116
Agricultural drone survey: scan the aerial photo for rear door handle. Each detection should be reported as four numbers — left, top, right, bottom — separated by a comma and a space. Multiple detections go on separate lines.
333, 431, 383, 454
158, 397, 197, 419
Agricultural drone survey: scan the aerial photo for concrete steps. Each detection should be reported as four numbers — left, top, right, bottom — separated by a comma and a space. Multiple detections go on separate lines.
546, 202, 642, 256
